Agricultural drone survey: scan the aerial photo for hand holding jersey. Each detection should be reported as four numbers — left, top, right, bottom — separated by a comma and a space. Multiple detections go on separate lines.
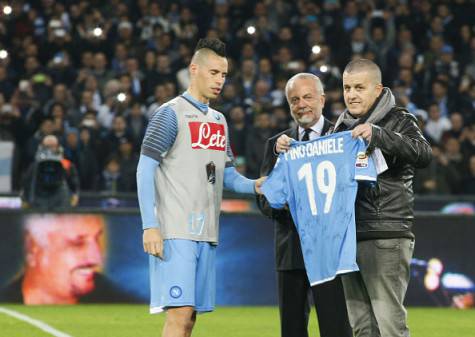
257, 73, 354, 337
262, 131, 378, 284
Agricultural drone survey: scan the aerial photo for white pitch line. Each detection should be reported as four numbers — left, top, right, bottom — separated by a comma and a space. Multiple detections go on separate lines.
0, 306, 74, 337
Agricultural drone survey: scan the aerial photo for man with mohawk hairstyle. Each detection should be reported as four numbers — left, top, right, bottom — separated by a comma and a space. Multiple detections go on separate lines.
137, 38, 265, 337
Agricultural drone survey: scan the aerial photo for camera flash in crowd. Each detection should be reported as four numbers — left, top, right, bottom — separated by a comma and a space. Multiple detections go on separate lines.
0, 49, 8, 59
319, 65, 328, 73
93, 27, 103, 37
311, 45, 321, 55
3, 6, 12, 15
246, 26, 256, 35
117, 92, 127, 102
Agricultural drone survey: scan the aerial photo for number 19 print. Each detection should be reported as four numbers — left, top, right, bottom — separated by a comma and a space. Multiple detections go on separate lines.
262, 131, 377, 285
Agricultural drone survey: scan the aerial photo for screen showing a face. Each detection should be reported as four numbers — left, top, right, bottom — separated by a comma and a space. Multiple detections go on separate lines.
0, 212, 472, 308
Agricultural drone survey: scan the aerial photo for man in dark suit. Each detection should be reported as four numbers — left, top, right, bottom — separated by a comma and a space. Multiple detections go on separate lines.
257, 73, 352, 337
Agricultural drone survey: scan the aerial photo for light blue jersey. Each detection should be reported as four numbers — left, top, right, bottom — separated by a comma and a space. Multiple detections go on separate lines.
262, 131, 377, 285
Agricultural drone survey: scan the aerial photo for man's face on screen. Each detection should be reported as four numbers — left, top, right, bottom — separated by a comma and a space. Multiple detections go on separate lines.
26, 215, 104, 303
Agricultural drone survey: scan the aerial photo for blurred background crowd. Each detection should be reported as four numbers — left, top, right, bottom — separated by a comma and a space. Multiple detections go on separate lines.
0, 0, 473, 196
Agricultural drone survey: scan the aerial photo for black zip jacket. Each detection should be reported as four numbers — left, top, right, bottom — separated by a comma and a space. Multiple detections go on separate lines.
334, 106, 432, 241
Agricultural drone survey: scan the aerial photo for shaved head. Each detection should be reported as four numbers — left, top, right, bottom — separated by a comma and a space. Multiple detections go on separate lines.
191, 48, 220, 66
342, 59, 384, 117
343, 59, 382, 85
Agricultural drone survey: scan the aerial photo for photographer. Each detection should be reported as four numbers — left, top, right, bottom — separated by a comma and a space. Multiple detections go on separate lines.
21, 134, 79, 209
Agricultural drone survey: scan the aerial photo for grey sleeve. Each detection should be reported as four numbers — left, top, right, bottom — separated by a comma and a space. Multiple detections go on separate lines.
141, 105, 178, 162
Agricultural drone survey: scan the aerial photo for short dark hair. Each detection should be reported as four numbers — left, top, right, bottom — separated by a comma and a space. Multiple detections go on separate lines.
432, 79, 448, 89
195, 38, 226, 57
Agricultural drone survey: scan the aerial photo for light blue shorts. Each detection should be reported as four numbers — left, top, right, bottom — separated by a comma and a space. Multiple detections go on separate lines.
149, 239, 216, 314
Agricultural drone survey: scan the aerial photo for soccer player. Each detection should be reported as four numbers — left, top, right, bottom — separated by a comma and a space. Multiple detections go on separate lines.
136, 38, 264, 337
258, 73, 353, 337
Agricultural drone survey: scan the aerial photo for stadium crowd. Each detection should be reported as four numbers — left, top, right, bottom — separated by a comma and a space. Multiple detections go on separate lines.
0, 0, 473, 195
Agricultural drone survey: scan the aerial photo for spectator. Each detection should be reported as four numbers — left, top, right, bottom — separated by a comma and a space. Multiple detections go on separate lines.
156, 54, 176, 87
236, 59, 257, 99
0, 0, 471, 195
429, 79, 453, 118
257, 57, 275, 89
126, 102, 148, 151
462, 155, 475, 194
442, 112, 466, 142
116, 136, 139, 192
146, 84, 169, 118
430, 45, 460, 88
0, 65, 16, 100
414, 144, 459, 195
424, 103, 451, 143
72, 90, 97, 125
142, 50, 160, 97
103, 115, 131, 157
443, 137, 465, 193
77, 127, 99, 191
245, 112, 274, 178
215, 82, 242, 116
228, 106, 248, 158
92, 52, 115, 93
99, 155, 126, 193
43, 83, 75, 121
364, 10, 395, 72
125, 57, 144, 99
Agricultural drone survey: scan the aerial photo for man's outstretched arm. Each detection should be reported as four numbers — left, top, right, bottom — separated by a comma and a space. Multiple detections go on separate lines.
223, 166, 266, 194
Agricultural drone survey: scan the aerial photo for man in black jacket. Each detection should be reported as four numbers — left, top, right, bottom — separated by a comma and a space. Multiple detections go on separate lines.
257, 73, 352, 337
337, 59, 431, 337
277, 60, 432, 337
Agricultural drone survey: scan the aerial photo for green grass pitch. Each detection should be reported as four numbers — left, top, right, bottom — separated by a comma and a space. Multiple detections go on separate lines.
0, 305, 474, 337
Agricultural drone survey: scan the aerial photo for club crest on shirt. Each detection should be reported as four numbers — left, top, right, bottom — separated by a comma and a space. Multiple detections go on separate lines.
355, 151, 368, 168
169, 286, 182, 299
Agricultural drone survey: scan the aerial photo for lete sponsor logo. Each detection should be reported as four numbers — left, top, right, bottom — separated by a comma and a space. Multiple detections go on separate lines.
189, 122, 226, 151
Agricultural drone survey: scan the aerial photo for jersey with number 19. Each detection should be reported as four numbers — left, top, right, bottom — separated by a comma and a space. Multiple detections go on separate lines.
261, 131, 377, 285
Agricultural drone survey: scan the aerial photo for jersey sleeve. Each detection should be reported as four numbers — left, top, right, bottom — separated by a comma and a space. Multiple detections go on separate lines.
136, 154, 160, 229
354, 138, 378, 182
141, 105, 178, 162
261, 157, 289, 209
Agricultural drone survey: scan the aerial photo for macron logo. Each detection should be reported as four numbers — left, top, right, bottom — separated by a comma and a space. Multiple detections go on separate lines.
189, 122, 226, 151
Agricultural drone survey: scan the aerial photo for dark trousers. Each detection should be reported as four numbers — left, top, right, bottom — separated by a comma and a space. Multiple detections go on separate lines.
278, 269, 352, 337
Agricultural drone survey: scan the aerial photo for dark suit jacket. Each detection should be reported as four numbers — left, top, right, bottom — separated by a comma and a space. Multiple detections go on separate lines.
257, 118, 333, 271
